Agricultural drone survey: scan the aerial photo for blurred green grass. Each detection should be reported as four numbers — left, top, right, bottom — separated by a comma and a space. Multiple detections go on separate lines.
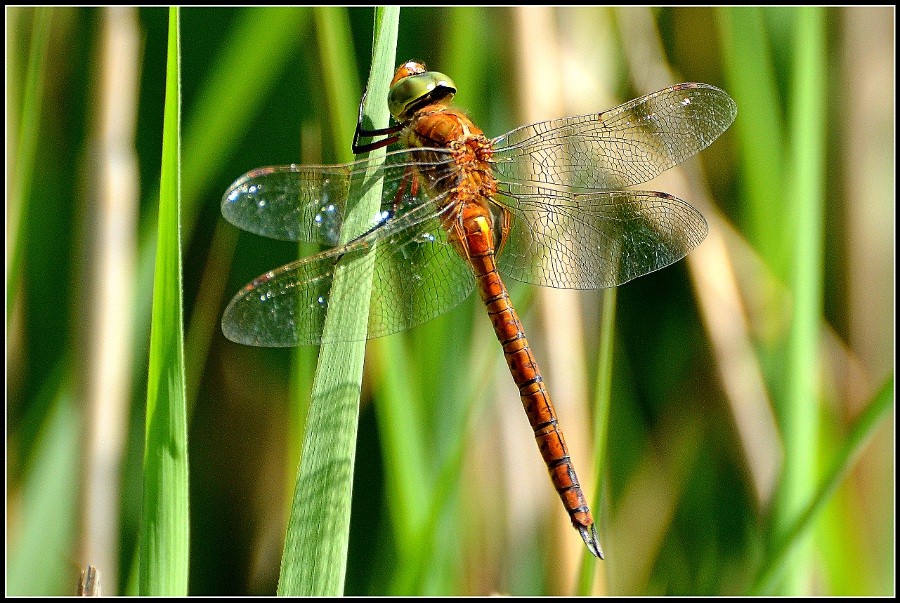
6, 6, 894, 596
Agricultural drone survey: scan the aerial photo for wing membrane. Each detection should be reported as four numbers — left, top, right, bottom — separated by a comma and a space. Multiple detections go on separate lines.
495, 184, 708, 289
222, 147, 455, 243
491, 83, 737, 191
222, 200, 474, 346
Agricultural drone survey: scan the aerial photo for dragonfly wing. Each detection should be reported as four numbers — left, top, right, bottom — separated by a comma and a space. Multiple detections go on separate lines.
367, 207, 475, 343
222, 201, 474, 346
491, 83, 737, 191
494, 184, 708, 289
221, 148, 454, 243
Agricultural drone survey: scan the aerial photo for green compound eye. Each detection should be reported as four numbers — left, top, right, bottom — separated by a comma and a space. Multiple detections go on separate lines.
387, 71, 457, 122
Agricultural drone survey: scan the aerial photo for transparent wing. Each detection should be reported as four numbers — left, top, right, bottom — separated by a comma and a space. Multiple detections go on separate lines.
491, 83, 737, 191
494, 183, 708, 289
222, 199, 475, 347
221, 147, 456, 244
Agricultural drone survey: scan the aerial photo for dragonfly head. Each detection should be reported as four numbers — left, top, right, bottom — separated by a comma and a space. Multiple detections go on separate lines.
388, 60, 457, 123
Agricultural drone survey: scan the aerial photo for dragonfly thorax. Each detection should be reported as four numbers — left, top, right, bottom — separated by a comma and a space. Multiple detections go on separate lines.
402, 105, 498, 216
401, 104, 485, 148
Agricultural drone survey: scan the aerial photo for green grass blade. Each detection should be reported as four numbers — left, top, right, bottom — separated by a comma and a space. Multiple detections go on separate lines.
277, 7, 400, 596
139, 8, 189, 595
769, 7, 827, 594
369, 334, 432, 592
181, 7, 310, 241
313, 7, 360, 162
8, 7, 52, 319
716, 7, 788, 278
751, 376, 894, 594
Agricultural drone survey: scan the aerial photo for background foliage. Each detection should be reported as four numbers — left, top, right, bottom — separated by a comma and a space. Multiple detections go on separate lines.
7, 7, 894, 595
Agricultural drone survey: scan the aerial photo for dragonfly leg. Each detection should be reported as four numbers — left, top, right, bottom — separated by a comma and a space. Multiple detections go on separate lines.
352, 86, 404, 154
389, 166, 420, 215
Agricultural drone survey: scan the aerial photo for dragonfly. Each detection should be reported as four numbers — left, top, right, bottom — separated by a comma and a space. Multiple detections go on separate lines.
221, 60, 737, 559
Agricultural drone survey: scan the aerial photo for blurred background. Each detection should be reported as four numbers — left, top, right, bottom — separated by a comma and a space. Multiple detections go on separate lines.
6, 6, 894, 596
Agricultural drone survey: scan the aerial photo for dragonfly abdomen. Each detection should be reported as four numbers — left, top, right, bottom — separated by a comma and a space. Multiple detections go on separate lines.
452, 207, 603, 558
486, 274, 599, 552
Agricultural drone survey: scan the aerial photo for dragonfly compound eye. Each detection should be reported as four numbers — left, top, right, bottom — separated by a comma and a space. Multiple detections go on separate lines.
388, 70, 457, 122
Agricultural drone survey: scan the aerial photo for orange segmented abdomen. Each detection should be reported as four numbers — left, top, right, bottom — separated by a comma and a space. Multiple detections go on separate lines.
451, 203, 603, 558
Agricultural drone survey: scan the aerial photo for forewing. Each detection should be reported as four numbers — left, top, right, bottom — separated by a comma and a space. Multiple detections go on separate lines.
494, 184, 708, 289
222, 200, 474, 346
491, 83, 737, 191
221, 148, 455, 244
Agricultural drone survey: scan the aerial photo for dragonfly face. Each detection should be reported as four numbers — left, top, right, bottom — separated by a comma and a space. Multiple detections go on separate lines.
387, 61, 457, 122
221, 60, 737, 559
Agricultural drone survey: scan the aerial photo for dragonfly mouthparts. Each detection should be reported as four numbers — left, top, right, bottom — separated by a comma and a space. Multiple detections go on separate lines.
579, 523, 605, 559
